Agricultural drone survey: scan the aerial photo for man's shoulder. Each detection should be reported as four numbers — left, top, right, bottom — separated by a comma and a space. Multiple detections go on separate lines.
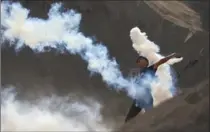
147, 65, 157, 72
147, 64, 155, 69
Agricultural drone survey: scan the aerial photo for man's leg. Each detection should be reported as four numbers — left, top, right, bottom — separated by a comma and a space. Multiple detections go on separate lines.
125, 100, 142, 123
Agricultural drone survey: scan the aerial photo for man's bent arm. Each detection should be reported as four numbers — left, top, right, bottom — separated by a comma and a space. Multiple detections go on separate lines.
153, 53, 181, 69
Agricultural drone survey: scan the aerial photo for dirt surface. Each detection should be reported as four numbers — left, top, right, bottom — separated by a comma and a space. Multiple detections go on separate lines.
1, 1, 209, 131
121, 79, 209, 132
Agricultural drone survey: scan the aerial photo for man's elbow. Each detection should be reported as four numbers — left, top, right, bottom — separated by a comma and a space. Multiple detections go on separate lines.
154, 59, 166, 68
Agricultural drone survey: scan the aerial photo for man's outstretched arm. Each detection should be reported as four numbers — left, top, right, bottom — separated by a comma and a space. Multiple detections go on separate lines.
153, 53, 182, 69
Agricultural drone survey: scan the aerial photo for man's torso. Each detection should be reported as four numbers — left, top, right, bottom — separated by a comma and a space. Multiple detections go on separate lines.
134, 65, 158, 109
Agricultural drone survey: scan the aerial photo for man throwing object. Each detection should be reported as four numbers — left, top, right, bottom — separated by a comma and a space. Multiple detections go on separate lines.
125, 53, 182, 122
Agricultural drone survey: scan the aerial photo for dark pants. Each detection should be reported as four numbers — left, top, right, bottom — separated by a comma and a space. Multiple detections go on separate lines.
125, 100, 142, 123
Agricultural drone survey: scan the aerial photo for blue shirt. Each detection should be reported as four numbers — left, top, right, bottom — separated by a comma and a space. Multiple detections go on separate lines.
134, 65, 157, 109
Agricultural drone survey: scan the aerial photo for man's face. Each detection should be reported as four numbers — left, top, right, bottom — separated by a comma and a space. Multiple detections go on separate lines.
137, 59, 148, 68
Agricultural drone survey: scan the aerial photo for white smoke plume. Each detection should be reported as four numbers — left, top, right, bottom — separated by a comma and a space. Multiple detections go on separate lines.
1, 87, 110, 131
1, 2, 150, 101
130, 27, 183, 106
1, 1, 182, 113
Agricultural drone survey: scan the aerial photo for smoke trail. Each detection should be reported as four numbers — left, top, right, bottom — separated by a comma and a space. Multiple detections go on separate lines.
1, 87, 110, 131
1, 2, 146, 100
130, 27, 183, 106
1, 2, 181, 108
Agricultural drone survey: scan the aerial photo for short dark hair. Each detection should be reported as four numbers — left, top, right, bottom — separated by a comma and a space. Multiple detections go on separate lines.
136, 56, 149, 63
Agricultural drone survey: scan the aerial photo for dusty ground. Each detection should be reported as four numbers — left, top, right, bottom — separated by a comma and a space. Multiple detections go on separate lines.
121, 79, 209, 132
1, 1, 209, 131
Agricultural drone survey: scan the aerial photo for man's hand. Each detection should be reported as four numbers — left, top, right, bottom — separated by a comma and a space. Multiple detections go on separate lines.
171, 53, 182, 58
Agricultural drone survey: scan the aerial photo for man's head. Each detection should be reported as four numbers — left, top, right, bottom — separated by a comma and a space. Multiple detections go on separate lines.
136, 56, 149, 68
